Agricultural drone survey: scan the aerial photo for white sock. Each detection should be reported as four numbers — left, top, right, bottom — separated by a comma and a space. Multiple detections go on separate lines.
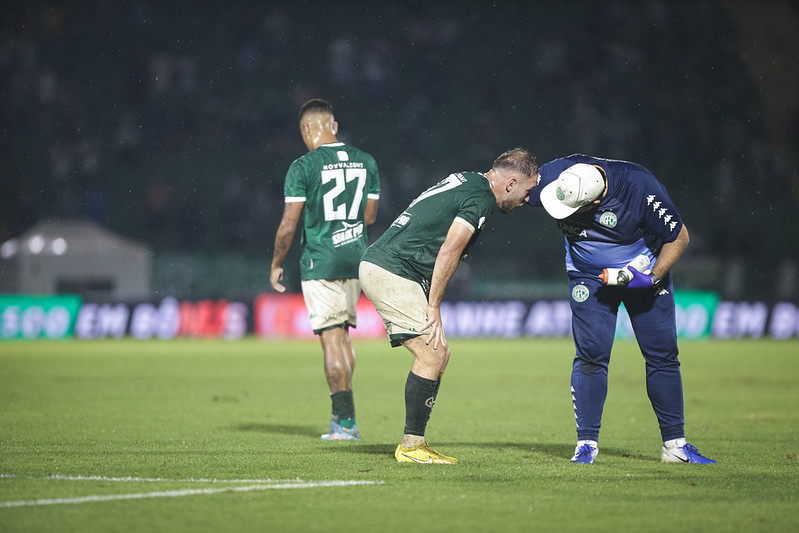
401, 434, 425, 448
663, 438, 687, 449
577, 440, 598, 449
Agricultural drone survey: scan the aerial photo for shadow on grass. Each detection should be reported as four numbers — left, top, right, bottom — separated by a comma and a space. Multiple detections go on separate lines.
473, 441, 661, 462
319, 441, 660, 463
318, 444, 397, 456
233, 424, 661, 463
235, 423, 320, 437
319, 441, 574, 458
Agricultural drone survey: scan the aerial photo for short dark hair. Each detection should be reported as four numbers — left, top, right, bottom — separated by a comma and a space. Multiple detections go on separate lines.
299, 98, 333, 121
493, 148, 538, 180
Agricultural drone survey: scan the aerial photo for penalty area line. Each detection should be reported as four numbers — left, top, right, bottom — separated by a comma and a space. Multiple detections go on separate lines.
0, 480, 383, 508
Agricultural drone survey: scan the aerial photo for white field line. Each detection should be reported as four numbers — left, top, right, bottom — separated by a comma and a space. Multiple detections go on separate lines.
0, 474, 304, 484
0, 476, 383, 508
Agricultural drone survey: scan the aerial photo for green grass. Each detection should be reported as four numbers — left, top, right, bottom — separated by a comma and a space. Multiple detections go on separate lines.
1, 338, 797, 532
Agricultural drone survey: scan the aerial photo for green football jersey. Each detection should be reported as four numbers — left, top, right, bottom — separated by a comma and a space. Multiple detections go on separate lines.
362, 171, 495, 291
284, 142, 380, 280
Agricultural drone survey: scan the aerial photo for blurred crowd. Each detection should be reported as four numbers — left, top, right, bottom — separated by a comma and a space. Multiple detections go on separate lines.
2, 1, 796, 297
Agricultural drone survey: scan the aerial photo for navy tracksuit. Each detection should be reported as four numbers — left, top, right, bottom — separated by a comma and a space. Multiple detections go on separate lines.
528, 154, 686, 442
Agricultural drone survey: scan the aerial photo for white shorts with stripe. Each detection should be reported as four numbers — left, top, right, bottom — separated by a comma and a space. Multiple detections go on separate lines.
358, 261, 430, 346
300, 278, 360, 334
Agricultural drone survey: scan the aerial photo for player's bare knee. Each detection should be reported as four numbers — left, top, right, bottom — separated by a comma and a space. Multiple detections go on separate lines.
422, 345, 449, 370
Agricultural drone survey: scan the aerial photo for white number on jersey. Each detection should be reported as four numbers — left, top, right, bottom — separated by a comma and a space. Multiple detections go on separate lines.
408, 173, 463, 209
321, 168, 368, 221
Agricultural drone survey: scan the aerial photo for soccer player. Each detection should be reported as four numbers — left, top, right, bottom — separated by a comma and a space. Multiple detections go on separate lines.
527, 154, 715, 464
360, 148, 538, 464
270, 99, 380, 440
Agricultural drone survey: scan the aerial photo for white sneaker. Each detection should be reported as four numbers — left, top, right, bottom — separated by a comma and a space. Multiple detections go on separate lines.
571, 440, 598, 464
661, 438, 716, 464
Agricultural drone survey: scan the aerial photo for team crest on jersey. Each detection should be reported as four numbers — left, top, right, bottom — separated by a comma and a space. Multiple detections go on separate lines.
571, 283, 590, 303
599, 211, 617, 228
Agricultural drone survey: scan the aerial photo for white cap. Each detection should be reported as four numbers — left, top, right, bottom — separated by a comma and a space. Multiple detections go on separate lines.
539, 163, 605, 219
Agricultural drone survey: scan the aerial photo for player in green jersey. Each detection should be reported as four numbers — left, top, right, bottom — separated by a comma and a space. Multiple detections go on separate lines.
271, 99, 380, 440
360, 148, 538, 463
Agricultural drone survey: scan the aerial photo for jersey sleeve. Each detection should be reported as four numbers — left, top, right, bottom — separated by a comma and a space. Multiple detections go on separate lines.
454, 184, 494, 232
283, 158, 307, 202
365, 155, 380, 200
634, 172, 683, 242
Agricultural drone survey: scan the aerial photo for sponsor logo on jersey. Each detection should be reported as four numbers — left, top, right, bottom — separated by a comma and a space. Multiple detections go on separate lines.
558, 221, 589, 239
571, 284, 590, 303
332, 221, 364, 247
599, 211, 617, 228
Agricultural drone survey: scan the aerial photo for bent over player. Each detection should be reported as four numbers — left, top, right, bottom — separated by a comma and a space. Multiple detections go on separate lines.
270, 99, 380, 440
527, 154, 715, 464
360, 148, 538, 463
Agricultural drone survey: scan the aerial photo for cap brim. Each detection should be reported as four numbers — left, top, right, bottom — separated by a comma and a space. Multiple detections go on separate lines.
539, 181, 580, 219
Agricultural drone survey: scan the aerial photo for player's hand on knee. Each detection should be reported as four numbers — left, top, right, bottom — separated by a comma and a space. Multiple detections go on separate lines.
426, 325, 448, 351
422, 306, 448, 350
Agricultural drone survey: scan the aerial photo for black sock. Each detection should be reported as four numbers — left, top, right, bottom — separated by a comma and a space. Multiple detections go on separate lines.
403, 372, 441, 436
331, 390, 355, 423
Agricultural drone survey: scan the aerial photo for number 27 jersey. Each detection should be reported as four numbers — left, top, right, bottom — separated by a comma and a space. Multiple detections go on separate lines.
284, 142, 380, 280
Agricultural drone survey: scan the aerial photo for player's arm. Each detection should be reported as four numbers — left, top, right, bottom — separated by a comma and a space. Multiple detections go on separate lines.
623, 224, 689, 289
364, 198, 378, 227
423, 220, 474, 350
624, 178, 687, 288
650, 224, 689, 280
270, 201, 304, 293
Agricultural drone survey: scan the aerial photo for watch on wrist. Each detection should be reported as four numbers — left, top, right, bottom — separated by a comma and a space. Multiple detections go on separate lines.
650, 273, 663, 289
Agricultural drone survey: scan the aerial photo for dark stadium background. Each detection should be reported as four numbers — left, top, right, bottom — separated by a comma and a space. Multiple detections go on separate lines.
2, 0, 797, 302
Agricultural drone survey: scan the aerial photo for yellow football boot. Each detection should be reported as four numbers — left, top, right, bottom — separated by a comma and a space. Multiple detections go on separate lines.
395, 442, 458, 464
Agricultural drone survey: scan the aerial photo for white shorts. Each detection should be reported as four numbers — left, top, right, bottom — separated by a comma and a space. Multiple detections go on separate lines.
300, 278, 360, 334
359, 261, 430, 346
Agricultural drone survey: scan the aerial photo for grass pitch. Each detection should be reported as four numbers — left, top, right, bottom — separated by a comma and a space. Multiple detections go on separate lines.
1, 337, 797, 532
